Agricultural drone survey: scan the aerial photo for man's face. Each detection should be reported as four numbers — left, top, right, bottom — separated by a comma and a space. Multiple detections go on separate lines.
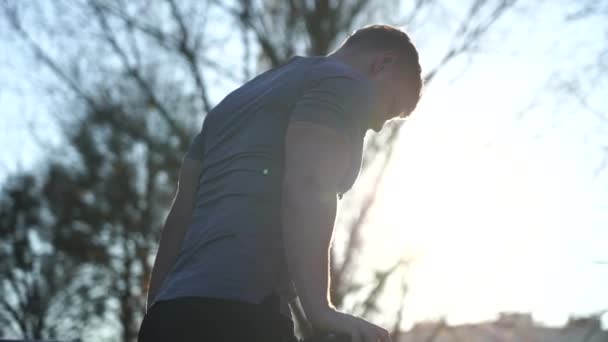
369, 64, 410, 132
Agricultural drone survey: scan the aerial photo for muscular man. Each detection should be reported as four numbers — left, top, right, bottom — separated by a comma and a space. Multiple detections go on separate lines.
138, 24, 422, 342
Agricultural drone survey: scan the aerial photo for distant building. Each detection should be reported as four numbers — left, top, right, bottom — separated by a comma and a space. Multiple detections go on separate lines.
398, 312, 608, 342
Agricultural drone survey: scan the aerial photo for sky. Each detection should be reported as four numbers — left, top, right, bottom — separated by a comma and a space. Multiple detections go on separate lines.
335, 1, 608, 330
1, 0, 607, 335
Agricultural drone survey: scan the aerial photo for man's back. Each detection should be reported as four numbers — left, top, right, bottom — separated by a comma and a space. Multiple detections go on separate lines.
152, 55, 373, 318
139, 24, 422, 342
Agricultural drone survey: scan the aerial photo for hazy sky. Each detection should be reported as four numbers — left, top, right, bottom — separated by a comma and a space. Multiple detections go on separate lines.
340, 1, 608, 330
1, 0, 606, 333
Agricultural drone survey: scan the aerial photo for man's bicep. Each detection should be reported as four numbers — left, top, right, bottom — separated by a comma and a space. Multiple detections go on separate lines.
172, 157, 203, 213
173, 126, 206, 208
184, 130, 206, 162
283, 120, 350, 197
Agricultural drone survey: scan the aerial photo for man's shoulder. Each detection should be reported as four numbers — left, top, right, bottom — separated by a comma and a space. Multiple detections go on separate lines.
305, 56, 370, 83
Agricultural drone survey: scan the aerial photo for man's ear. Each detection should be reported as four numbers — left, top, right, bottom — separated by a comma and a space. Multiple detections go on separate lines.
381, 50, 398, 67
372, 50, 398, 73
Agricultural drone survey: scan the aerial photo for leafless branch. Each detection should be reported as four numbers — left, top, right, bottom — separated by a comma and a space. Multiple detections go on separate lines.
239, 3, 253, 81
425, 0, 518, 83
90, 2, 186, 140
1, 3, 96, 108
213, 0, 287, 66
390, 273, 409, 341
402, 0, 434, 25
595, 146, 608, 178
116, 0, 143, 70
166, 0, 212, 113
0, 295, 26, 336
566, 82, 607, 124
340, 122, 401, 255
565, 2, 608, 21
94, 1, 242, 82
357, 259, 406, 317
5, 272, 27, 318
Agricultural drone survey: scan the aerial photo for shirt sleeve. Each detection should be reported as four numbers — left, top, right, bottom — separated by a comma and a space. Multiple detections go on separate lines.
289, 75, 371, 142
184, 121, 208, 162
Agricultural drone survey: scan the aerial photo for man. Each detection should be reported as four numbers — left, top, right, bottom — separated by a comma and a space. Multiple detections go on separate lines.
138, 24, 422, 342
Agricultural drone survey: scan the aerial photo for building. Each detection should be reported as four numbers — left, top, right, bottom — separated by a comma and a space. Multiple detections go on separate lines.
398, 312, 608, 342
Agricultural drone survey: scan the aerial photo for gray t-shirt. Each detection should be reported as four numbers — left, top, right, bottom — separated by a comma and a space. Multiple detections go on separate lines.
153, 55, 375, 318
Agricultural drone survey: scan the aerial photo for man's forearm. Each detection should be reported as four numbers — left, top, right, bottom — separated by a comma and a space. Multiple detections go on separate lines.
282, 187, 338, 325
146, 207, 192, 310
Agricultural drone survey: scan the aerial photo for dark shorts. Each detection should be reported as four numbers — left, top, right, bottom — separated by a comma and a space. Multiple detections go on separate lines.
137, 292, 298, 342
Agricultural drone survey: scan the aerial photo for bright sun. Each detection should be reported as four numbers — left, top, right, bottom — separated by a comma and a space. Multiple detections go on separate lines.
350, 98, 586, 328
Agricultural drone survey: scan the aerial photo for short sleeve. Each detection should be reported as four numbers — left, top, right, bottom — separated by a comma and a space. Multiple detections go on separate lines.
184, 121, 207, 162
290, 75, 372, 142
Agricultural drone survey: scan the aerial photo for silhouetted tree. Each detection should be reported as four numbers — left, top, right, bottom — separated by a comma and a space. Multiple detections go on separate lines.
0, 173, 109, 340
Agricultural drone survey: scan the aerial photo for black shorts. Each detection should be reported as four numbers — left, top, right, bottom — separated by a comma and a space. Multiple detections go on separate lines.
137, 292, 298, 342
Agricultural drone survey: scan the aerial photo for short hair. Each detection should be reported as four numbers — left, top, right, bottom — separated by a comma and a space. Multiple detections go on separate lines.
340, 24, 423, 116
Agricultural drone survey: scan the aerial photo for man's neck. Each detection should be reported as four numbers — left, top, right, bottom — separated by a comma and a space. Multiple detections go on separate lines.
326, 49, 370, 77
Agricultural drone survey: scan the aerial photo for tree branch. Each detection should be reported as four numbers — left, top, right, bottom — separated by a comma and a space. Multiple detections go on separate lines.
214, 0, 282, 66
1, 3, 96, 108
166, 0, 213, 113
91, 2, 186, 140
425, 0, 518, 83
95, 1, 242, 83
0, 291, 26, 337
390, 273, 409, 341
358, 259, 405, 317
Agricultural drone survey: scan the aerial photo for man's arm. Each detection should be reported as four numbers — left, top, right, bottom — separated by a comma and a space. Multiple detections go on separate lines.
146, 157, 203, 311
281, 120, 351, 328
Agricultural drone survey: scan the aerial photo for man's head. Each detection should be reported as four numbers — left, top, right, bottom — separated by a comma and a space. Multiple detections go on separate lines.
329, 24, 423, 132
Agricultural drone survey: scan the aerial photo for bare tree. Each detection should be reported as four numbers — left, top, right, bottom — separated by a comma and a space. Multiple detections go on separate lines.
0, 173, 109, 340
1, 1, 228, 340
